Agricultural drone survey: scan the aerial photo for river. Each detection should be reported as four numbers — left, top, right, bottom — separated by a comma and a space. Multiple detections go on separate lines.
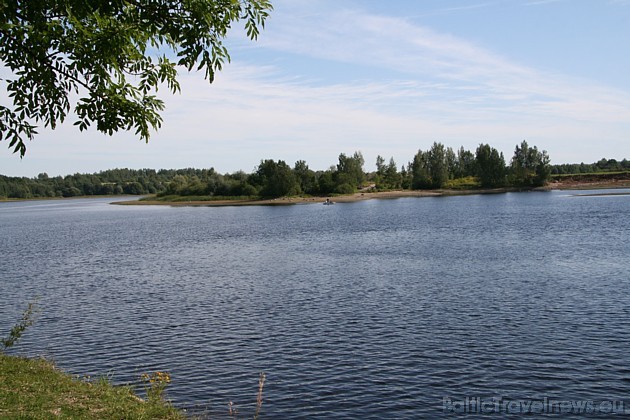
1, 190, 629, 418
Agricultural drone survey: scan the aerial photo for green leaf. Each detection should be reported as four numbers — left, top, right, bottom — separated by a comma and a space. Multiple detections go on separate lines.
0, 0, 272, 156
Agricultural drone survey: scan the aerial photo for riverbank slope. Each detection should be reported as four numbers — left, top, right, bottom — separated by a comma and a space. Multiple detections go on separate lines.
0, 354, 183, 419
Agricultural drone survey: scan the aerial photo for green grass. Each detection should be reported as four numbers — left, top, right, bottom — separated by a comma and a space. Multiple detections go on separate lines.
443, 176, 482, 190
0, 354, 184, 419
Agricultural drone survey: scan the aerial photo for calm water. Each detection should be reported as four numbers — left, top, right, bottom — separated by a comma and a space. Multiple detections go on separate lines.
1, 190, 630, 418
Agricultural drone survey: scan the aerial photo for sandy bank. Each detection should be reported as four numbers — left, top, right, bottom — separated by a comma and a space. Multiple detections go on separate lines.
111, 188, 538, 207
111, 178, 630, 207
112, 190, 439, 207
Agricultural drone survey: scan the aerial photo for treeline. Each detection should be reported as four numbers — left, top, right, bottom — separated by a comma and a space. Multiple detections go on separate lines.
2, 168, 179, 199
154, 141, 547, 199
161, 140, 551, 197
1, 140, 627, 200
551, 158, 630, 175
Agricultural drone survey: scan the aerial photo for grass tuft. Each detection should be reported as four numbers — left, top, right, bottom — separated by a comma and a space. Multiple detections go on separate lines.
0, 354, 184, 419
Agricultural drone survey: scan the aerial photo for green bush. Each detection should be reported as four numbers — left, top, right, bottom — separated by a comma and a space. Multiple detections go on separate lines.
335, 183, 355, 194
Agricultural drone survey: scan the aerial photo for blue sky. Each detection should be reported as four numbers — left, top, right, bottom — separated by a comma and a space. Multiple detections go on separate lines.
2, 0, 630, 177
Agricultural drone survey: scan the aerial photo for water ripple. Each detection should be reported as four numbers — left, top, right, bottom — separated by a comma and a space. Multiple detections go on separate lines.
1, 192, 630, 418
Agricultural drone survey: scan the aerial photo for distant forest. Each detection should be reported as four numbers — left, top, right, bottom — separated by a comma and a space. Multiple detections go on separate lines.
1, 140, 628, 200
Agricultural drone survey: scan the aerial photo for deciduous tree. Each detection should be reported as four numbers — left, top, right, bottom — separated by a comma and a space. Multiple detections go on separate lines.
427, 141, 448, 188
509, 140, 551, 187
335, 151, 365, 192
0, 0, 272, 156
411, 149, 431, 189
475, 143, 506, 188
254, 159, 299, 198
294, 160, 317, 195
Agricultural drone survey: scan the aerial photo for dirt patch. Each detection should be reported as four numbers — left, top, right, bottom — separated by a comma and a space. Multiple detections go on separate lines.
549, 172, 630, 190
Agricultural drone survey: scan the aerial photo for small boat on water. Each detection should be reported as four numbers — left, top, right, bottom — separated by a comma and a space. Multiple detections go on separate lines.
323, 198, 335, 205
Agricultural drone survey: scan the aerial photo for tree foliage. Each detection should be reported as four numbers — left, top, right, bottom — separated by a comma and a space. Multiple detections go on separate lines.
551, 158, 630, 175
0, 0, 272, 156
252, 159, 299, 198
427, 142, 449, 188
509, 140, 551, 187
335, 151, 365, 193
384, 157, 401, 190
475, 144, 506, 188
410, 142, 455, 189
455, 147, 476, 179
0, 141, 573, 200
374, 155, 401, 190
293, 160, 317, 195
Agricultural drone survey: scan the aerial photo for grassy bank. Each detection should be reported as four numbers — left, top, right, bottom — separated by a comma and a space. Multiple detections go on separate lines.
0, 353, 183, 419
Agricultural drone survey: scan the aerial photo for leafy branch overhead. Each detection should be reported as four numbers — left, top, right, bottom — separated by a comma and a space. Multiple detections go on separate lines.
0, 0, 273, 157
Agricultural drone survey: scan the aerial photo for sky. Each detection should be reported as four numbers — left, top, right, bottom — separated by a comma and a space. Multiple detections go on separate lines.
2, 0, 630, 177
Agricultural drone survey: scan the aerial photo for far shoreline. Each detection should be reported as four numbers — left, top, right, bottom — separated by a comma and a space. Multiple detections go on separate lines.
111, 179, 630, 207
3, 178, 628, 206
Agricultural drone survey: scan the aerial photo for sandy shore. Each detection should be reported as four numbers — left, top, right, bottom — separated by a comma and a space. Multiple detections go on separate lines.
547, 179, 630, 190
112, 190, 442, 207
113, 182, 630, 207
